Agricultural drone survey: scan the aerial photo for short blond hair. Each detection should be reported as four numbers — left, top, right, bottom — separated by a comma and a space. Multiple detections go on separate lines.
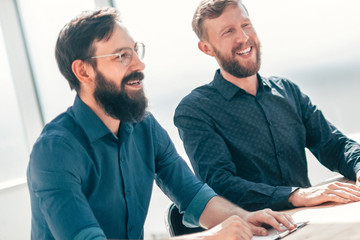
192, 0, 247, 40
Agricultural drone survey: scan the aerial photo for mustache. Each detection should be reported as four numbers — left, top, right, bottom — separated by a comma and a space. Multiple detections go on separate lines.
122, 71, 145, 85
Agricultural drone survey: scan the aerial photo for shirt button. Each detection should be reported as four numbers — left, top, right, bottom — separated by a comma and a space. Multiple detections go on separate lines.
126, 191, 131, 196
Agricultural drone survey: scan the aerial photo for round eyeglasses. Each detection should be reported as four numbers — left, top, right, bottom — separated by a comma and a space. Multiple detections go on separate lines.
88, 42, 145, 67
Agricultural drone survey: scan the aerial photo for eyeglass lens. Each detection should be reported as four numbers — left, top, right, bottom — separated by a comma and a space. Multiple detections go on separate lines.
120, 43, 144, 66
135, 43, 145, 60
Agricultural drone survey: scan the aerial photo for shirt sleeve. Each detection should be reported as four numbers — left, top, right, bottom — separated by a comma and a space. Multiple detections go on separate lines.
174, 103, 295, 211
182, 184, 216, 227
150, 115, 217, 226
74, 227, 107, 240
297, 85, 360, 181
27, 135, 106, 240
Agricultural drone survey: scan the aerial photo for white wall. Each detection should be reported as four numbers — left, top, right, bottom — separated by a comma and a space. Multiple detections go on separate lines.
0, 184, 31, 240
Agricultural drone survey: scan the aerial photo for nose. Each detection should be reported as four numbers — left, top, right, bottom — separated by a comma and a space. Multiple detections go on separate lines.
235, 27, 249, 44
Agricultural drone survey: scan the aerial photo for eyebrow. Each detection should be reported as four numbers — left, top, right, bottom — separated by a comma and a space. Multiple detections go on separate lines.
111, 42, 137, 54
219, 24, 234, 35
219, 18, 251, 34
111, 47, 127, 54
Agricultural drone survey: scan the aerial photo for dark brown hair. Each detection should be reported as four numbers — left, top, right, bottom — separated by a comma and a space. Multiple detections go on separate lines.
55, 7, 120, 91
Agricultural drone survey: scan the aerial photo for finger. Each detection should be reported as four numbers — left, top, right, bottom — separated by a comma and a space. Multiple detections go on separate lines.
333, 190, 360, 202
233, 220, 253, 240
327, 184, 360, 201
243, 226, 253, 240
277, 212, 296, 230
321, 193, 354, 204
265, 211, 296, 232
247, 209, 288, 233
225, 215, 253, 239
250, 225, 268, 236
330, 181, 360, 193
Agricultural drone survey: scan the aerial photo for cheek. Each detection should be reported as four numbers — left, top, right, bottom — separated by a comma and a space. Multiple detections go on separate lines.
104, 67, 126, 81
219, 43, 235, 56
248, 31, 260, 44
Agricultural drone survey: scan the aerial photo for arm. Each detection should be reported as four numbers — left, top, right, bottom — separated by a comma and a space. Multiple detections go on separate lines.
286, 85, 360, 206
28, 136, 106, 240
171, 196, 295, 240
288, 181, 360, 207
171, 215, 253, 240
150, 116, 295, 239
151, 115, 217, 226
198, 196, 295, 235
174, 105, 294, 211
303, 96, 360, 181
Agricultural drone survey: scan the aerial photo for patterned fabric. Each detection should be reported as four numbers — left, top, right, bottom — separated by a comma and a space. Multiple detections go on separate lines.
174, 69, 360, 211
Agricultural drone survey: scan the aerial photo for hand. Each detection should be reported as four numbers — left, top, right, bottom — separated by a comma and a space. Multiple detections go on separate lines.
288, 181, 360, 207
356, 171, 360, 186
172, 215, 253, 240
243, 209, 296, 236
204, 215, 253, 240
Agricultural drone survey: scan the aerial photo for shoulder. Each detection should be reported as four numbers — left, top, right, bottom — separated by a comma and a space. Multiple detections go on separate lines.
176, 83, 218, 114
37, 109, 84, 145
264, 75, 303, 96
266, 75, 298, 88
30, 109, 89, 164
183, 83, 216, 102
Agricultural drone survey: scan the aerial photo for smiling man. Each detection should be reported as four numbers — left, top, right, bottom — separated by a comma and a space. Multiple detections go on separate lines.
174, 0, 360, 212
26, 7, 295, 240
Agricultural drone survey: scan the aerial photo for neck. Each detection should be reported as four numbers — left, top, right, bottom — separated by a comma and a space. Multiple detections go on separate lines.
220, 70, 258, 96
78, 93, 120, 135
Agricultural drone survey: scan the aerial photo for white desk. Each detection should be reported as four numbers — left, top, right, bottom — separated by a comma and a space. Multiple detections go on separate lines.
285, 176, 360, 239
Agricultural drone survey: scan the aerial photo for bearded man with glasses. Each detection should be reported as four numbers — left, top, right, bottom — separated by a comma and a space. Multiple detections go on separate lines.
27, 7, 295, 240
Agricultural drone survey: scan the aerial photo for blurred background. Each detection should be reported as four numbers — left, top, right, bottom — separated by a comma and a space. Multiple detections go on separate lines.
0, 0, 359, 239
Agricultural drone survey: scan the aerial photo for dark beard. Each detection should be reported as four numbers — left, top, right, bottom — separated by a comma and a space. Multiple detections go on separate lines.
214, 39, 261, 78
93, 71, 148, 123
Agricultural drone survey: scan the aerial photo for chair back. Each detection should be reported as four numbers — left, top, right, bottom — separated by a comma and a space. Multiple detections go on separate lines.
165, 203, 205, 237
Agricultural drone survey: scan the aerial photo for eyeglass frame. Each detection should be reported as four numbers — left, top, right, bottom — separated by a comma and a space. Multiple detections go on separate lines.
85, 42, 145, 67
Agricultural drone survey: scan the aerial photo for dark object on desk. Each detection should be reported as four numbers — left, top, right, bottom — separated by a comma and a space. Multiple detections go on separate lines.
165, 203, 205, 237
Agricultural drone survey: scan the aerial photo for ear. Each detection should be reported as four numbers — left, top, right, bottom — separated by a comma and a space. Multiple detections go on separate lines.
198, 41, 215, 57
71, 59, 94, 85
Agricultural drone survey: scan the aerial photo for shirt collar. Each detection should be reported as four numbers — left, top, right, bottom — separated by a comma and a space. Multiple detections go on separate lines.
72, 95, 114, 142
211, 69, 271, 100
261, 76, 272, 89
72, 95, 136, 143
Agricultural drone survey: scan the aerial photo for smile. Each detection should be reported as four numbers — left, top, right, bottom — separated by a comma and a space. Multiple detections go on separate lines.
126, 80, 141, 86
236, 46, 252, 56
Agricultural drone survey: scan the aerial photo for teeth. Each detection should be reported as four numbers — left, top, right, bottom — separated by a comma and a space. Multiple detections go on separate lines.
237, 47, 251, 55
127, 80, 140, 85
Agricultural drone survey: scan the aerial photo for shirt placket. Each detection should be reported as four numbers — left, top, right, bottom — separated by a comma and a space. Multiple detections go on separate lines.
117, 125, 134, 238
255, 94, 286, 184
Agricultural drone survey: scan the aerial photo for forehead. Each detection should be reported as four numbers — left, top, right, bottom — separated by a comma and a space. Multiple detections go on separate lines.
204, 4, 249, 33
92, 23, 135, 55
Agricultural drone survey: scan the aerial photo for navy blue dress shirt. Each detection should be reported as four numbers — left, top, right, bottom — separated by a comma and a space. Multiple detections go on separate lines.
27, 96, 216, 240
174, 69, 360, 211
